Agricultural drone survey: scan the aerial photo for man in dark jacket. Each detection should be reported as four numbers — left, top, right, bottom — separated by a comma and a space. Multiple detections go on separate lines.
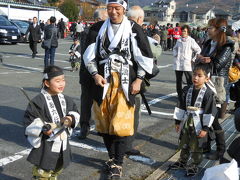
78, 9, 108, 139
25, 17, 41, 58
43, 16, 58, 68
57, 18, 65, 39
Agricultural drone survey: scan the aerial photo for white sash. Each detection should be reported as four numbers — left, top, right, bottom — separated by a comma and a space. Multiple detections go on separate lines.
84, 16, 154, 101
98, 17, 132, 101
41, 89, 66, 124
185, 84, 207, 134
41, 89, 68, 152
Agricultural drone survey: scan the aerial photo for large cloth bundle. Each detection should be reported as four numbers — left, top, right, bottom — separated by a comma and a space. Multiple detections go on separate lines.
202, 159, 239, 180
229, 66, 240, 83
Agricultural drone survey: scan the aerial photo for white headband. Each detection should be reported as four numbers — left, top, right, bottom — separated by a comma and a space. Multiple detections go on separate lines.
106, 0, 127, 9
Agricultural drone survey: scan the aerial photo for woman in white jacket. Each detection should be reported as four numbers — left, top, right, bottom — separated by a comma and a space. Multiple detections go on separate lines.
173, 25, 201, 102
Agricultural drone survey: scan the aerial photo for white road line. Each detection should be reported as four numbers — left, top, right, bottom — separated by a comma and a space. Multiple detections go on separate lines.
0, 139, 156, 166
15, 41, 72, 46
17, 55, 31, 58
3, 63, 42, 72
55, 53, 69, 56
69, 140, 107, 152
0, 149, 31, 167
37, 53, 69, 56
1, 63, 74, 75
157, 64, 173, 69
128, 155, 156, 165
141, 92, 177, 111
3, 54, 69, 63
0, 71, 31, 75
148, 93, 177, 106
141, 110, 173, 116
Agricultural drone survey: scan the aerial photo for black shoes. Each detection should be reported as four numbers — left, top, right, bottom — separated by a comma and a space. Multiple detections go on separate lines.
125, 148, 140, 156
32, 53, 36, 58
78, 126, 90, 139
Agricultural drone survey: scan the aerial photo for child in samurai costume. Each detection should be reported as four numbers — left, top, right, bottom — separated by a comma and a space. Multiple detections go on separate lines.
170, 63, 217, 176
23, 65, 80, 180
69, 38, 81, 72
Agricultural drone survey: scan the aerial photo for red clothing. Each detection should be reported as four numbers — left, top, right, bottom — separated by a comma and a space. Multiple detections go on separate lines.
167, 28, 173, 39
173, 27, 182, 39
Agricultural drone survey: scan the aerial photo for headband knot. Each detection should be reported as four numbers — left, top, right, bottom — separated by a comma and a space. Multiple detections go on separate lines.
43, 71, 64, 80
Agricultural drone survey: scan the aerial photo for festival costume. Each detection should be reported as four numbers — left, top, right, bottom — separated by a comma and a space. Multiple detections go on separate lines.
173, 85, 217, 175
69, 43, 81, 71
24, 89, 80, 179
83, 15, 153, 178
83, 16, 153, 135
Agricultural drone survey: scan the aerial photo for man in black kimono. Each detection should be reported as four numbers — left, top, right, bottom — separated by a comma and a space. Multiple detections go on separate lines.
83, 0, 154, 178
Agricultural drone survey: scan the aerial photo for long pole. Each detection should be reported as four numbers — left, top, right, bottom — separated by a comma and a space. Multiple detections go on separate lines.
20, 88, 46, 125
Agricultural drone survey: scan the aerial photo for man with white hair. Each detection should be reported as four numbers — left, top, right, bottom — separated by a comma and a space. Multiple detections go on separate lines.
127, 5, 144, 26
94, 8, 108, 22
83, 0, 154, 178
124, 5, 145, 156
126, 5, 162, 156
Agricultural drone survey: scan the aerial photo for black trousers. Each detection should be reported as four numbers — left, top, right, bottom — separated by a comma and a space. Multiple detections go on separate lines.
212, 108, 223, 131
80, 83, 93, 129
126, 95, 142, 151
167, 38, 172, 50
175, 70, 193, 102
235, 80, 240, 109
29, 40, 38, 54
102, 134, 128, 165
60, 30, 64, 39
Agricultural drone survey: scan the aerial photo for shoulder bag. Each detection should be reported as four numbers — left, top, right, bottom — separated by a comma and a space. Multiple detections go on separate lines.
41, 28, 54, 49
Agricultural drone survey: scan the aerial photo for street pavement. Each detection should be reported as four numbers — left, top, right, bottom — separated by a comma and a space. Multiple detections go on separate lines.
0, 38, 238, 180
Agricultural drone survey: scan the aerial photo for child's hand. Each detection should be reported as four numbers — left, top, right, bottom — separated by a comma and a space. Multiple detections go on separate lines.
198, 130, 207, 138
42, 124, 52, 136
43, 129, 53, 136
175, 124, 180, 133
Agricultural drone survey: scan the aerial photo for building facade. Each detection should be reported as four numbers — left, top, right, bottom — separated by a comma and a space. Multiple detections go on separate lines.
143, 0, 176, 22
